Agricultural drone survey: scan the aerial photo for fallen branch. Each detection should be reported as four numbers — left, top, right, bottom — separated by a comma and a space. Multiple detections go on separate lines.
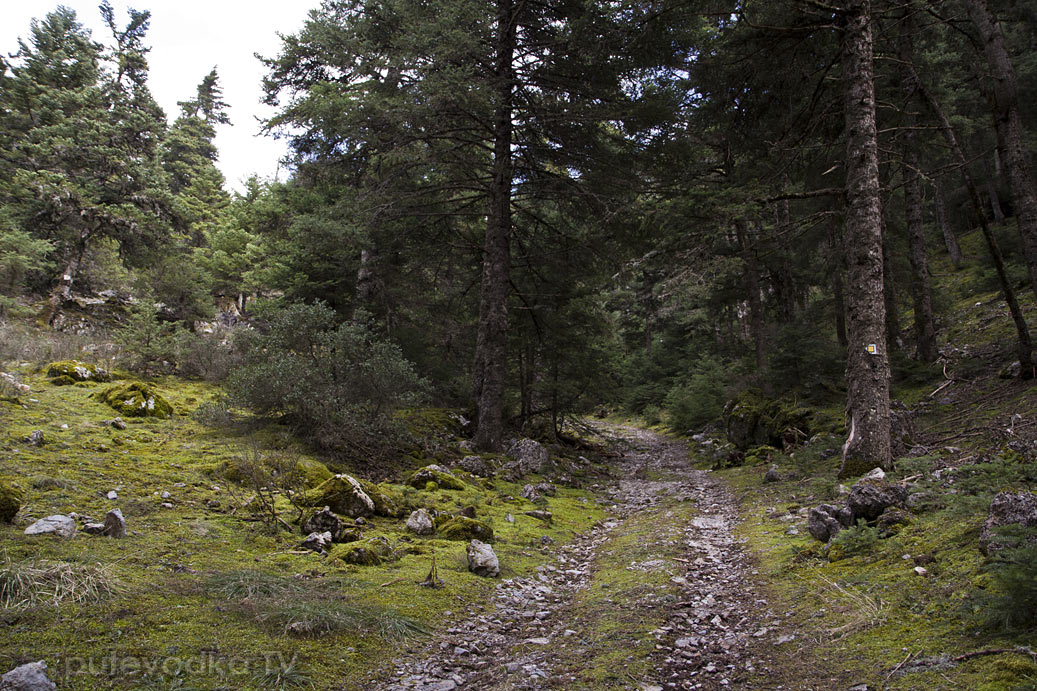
952, 647, 1036, 663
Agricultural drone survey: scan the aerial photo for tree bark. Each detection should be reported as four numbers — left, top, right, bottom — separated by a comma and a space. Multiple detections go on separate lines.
898, 14, 938, 362
965, 0, 1037, 297
472, 0, 516, 451
839, 0, 892, 474
934, 183, 965, 267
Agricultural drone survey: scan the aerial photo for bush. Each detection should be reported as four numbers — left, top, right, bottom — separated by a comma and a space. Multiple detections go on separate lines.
974, 534, 1037, 631
227, 302, 425, 458
664, 356, 730, 433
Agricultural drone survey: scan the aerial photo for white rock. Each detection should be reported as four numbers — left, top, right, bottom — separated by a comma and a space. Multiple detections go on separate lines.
913, 566, 928, 577
467, 539, 500, 578
406, 509, 435, 536
862, 467, 886, 481
106, 490, 118, 500
24, 515, 76, 539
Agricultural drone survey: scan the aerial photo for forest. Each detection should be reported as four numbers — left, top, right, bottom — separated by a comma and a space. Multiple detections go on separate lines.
0, 0, 1035, 689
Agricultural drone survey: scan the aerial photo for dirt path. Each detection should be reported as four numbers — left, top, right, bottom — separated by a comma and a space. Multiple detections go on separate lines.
373, 426, 797, 690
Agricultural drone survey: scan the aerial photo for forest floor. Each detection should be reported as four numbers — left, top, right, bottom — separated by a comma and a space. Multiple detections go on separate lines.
372, 425, 838, 691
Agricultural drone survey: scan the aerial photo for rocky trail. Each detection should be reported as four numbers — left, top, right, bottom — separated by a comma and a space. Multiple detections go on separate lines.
370, 426, 807, 690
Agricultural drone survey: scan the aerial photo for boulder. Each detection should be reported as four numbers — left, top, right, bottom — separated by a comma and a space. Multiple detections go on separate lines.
504, 439, 551, 476
457, 455, 495, 478
302, 506, 344, 537
330, 537, 392, 566
83, 523, 105, 535
45, 360, 109, 383
91, 382, 172, 419
103, 508, 126, 538
24, 515, 76, 539
438, 516, 494, 542
356, 479, 406, 517
979, 491, 1037, 555
521, 482, 556, 503
524, 510, 553, 523
722, 389, 818, 451
467, 540, 500, 577
876, 508, 911, 538
24, 431, 44, 447
406, 509, 435, 536
303, 475, 375, 518
0, 480, 21, 523
807, 504, 853, 543
0, 661, 57, 691
846, 479, 907, 522
763, 465, 781, 483
301, 531, 333, 554
407, 465, 466, 491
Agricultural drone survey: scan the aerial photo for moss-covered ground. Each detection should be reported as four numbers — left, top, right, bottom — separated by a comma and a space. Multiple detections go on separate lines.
0, 366, 607, 690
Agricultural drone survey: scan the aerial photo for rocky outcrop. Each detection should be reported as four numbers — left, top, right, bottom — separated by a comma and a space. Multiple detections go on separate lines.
979, 491, 1037, 555
466, 540, 500, 577
301, 531, 333, 554
45, 360, 110, 384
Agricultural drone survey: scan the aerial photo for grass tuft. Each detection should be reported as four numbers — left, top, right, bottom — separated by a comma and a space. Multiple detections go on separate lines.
0, 553, 119, 610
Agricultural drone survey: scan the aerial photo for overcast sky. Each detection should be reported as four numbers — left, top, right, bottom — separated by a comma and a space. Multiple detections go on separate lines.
1, 1, 316, 192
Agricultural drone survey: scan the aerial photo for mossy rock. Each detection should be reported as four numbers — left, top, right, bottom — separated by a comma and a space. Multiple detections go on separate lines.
408, 465, 466, 491
45, 360, 110, 383
356, 479, 405, 518
294, 459, 333, 489
838, 456, 880, 481
0, 479, 22, 523
301, 474, 375, 518
744, 445, 780, 466
437, 516, 494, 542
329, 537, 392, 566
723, 389, 817, 451
48, 375, 78, 386
92, 382, 173, 418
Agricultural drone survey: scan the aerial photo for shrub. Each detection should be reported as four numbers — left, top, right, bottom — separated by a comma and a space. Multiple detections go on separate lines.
113, 300, 180, 375
227, 302, 425, 458
971, 528, 1037, 631
828, 520, 879, 561
664, 356, 730, 433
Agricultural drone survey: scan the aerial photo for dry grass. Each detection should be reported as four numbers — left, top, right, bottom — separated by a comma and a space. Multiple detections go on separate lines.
807, 571, 887, 640
0, 552, 120, 610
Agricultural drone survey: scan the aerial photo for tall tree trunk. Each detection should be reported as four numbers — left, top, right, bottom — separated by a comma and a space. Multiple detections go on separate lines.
881, 232, 901, 351
906, 51, 1035, 378
984, 154, 1006, 225
736, 219, 766, 371
965, 0, 1037, 297
903, 145, 938, 361
472, 0, 516, 451
934, 182, 965, 266
898, 14, 938, 362
839, 0, 892, 475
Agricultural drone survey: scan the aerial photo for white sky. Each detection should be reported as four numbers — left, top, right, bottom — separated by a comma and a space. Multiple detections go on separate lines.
1, 1, 315, 192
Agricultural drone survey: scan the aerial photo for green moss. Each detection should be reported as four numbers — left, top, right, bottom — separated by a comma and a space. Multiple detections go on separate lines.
357, 479, 406, 517
329, 537, 393, 566
745, 444, 781, 465
45, 360, 110, 383
437, 516, 494, 542
839, 455, 879, 480
47, 374, 77, 386
0, 478, 22, 523
294, 458, 333, 489
91, 382, 173, 418
408, 465, 466, 491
